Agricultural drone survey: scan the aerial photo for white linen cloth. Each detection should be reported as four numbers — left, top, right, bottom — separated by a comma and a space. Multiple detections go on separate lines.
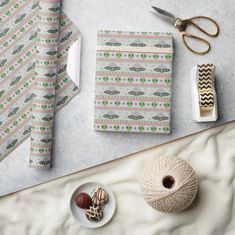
0, 121, 235, 235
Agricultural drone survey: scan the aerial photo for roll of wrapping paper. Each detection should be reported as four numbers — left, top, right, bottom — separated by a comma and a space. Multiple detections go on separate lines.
29, 0, 61, 168
0, 0, 80, 166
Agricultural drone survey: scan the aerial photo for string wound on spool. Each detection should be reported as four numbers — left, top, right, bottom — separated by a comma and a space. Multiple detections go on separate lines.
140, 155, 198, 213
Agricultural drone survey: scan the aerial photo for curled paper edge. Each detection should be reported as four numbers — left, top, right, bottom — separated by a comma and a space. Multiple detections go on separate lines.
66, 36, 82, 90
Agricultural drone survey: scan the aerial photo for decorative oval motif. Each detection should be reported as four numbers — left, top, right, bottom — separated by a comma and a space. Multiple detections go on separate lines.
0, 28, 9, 38
40, 138, 52, 143
60, 31, 72, 43
31, 0, 39, 9
56, 96, 68, 106
46, 48, 57, 56
24, 93, 36, 103
129, 64, 145, 72
0, 0, 10, 7
10, 76, 21, 86
128, 88, 145, 96
103, 111, 119, 119
15, 13, 26, 24
154, 64, 170, 73
154, 41, 171, 48
153, 89, 170, 97
152, 113, 169, 121
104, 63, 121, 71
104, 87, 120, 95
130, 39, 146, 47
0, 90, 5, 97
42, 115, 53, 122
23, 126, 31, 135
47, 28, 59, 34
105, 39, 122, 46
48, 7, 60, 12
0, 59, 7, 68
39, 160, 50, 166
43, 93, 55, 100
27, 62, 35, 72
6, 139, 17, 150
12, 44, 24, 55
128, 112, 144, 120
8, 107, 19, 117
29, 31, 37, 40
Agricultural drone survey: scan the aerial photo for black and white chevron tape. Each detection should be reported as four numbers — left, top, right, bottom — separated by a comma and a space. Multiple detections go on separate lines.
197, 64, 214, 111
199, 88, 214, 111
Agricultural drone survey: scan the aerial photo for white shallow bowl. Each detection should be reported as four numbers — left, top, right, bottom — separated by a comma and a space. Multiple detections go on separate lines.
69, 182, 116, 228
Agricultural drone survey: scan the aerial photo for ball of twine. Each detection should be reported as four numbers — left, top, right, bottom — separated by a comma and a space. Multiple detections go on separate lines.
140, 155, 198, 213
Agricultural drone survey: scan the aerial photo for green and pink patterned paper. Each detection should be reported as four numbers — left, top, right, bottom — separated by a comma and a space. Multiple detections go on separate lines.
29, 0, 61, 168
94, 30, 173, 134
0, 0, 81, 168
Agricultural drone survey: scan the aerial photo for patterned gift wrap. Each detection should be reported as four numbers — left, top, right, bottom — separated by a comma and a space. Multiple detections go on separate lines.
94, 30, 174, 134
0, 0, 81, 168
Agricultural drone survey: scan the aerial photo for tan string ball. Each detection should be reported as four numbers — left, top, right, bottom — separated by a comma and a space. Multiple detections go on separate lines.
140, 155, 198, 213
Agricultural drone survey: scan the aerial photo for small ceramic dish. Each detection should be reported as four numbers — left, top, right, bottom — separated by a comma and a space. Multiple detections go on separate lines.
69, 182, 116, 228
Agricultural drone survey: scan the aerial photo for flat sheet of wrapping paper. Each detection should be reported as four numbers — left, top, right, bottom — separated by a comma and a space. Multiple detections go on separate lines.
94, 30, 173, 134
0, 0, 81, 168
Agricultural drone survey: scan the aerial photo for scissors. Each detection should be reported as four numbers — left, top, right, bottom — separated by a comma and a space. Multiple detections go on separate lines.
151, 6, 220, 55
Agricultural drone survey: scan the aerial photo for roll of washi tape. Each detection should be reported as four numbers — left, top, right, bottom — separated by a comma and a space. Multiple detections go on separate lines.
199, 88, 214, 111
191, 63, 218, 122
197, 64, 214, 111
